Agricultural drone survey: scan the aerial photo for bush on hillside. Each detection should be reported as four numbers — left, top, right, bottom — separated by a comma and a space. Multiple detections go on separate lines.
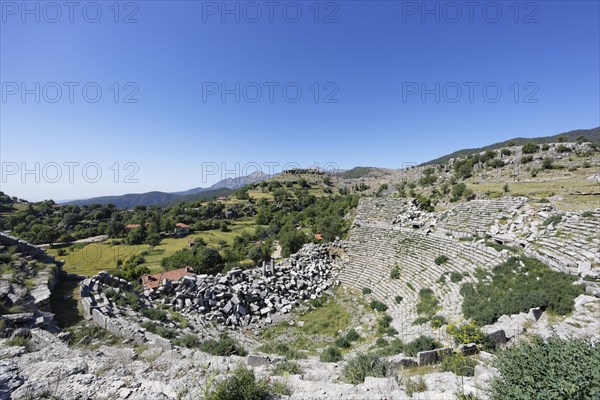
434, 255, 449, 265
460, 257, 584, 325
416, 288, 439, 317
404, 335, 439, 357
490, 336, 600, 400
370, 300, 388, 312
343, 353, 387, 384
199, 335, 247, 357
206, 365, 290, 400
320, 346, 342, 363
522, 142, 539, 154
441, 353, 477, 377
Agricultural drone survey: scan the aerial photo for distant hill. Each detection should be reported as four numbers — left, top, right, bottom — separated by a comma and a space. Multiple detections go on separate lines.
421, 127, 600, 166
338, 167, 392, 179
171, 171, 270, 196
64, 191, 178, 209
62, 171, 270, 208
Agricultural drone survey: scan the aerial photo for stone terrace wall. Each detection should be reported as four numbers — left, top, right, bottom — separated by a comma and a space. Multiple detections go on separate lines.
0, 232, 60, 266
80, 273, 172, 350
0, 232, 63, 335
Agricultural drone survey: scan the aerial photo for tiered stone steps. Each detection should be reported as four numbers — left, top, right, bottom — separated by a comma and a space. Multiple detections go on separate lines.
439, 197, 527, 236
341, 204, 507, 340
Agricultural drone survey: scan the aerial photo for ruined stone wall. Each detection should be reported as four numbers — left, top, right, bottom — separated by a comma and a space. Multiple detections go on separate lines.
0, 232, 61, 268
0, 232, 63, 335
79, 273, 172, 350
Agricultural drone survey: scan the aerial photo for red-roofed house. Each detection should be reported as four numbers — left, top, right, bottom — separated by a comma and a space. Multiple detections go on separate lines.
142, 266, 195, 290
125, 223, 141, 232
174, 223, 190, 237
314, 233, 324, 241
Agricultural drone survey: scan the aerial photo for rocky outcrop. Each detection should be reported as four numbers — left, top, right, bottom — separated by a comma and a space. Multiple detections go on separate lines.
0, 236, 62, 337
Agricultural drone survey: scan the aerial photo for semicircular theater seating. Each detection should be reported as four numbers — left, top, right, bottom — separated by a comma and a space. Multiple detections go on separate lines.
339, 197, 509, 340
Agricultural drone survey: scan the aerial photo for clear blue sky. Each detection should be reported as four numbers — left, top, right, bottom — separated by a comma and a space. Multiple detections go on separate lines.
1, 0, 599, 201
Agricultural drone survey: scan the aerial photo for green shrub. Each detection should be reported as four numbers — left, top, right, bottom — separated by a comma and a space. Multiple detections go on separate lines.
479, 332, 498, 353
406, 378, 428, 396
206, 365, 281, 400
486, 159, 505, 169
522, 142, 539, 154
375, 337, 388, 347
5, 336, 32, 352
272, 360, 302, 376
447, 321, 482, 345
308, 296, 326, 308
370, 300, 388, 312
199, 335, 247, 357
460, 257, 584, 325
343, 353, 387, 384
155, 325, 177, 339
256, 342, 304, 359
434, 255, 449, 265
142, 307, 168, 322
416, 288, 439, 317
335, 336, 351, 349
377, 314, 396, 335
345, 329, 360, 342
174, 334, 200, 349
66, 324, 121, 348
412, 316, 429, 326
375, 338, 404, 356
382, 327, 398, 336
450, 271, 463, 283
490, 336, 600, 400
430, 315, 447, 329
362, 288, 372, 295
520, 155, 534, 164
441, 353, 477, 377
404, 335, 439, 357
541, 157, 554, 170
543, 214, 563, 226
320, 346, 342, 363
379, 314, 393, 328
394, 295, 403, 304
390, 266, 400, 279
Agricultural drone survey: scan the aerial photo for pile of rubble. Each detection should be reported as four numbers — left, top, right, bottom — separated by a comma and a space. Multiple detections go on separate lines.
147, 242, 345, 327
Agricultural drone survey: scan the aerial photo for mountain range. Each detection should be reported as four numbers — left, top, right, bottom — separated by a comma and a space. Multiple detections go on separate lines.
62, 127, 599, 209
63, 171, 270, 209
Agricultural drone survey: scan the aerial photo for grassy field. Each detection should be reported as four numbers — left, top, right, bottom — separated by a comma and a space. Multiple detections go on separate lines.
257, 287, 367, 356
468, 168, 600, 210
48, 218, 260, 277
